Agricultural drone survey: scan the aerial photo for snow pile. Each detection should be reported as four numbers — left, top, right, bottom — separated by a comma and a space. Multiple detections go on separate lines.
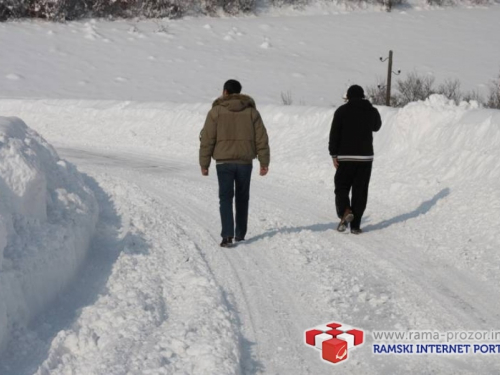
377, 95, 500, 181
0, 117, 98, 351
31, 179, 242, 375
2, 96, 500, 185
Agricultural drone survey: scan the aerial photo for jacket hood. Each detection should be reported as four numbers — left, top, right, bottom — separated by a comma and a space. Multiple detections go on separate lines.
212, 94, 256, 112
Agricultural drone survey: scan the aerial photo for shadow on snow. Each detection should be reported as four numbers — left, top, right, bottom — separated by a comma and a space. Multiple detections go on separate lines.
246, 187, 451, 242
0, 173, 147, 375
362, 187, 450, 232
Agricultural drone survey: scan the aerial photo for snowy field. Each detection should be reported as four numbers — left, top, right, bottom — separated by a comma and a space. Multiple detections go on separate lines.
1, 6, 500, 106
1, 4, 500, 375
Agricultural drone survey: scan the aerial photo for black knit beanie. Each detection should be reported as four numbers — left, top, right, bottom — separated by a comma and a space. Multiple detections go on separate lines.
346, 85, 365, 100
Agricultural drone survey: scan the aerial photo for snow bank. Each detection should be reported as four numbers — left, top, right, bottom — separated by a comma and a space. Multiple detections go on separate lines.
30, 178, 242, 375
0, 117, 98, 351
1, 96, 499, 185
377, 95, 500, 181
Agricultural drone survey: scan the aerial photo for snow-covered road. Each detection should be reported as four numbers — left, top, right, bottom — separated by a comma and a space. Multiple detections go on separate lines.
1, 94, 500, 373
3, 144, 497, 374
2, 4, 500, 372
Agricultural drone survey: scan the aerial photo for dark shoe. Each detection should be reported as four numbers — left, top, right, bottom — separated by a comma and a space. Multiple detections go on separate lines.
337, 209, 354, 232
235, 237, 245, 243
350, 228, 363, 235
220, 237, 233, 247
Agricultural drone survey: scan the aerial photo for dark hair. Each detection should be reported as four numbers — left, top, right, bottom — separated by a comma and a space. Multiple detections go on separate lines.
346, 85, 365, 100
223, 79, 242, 95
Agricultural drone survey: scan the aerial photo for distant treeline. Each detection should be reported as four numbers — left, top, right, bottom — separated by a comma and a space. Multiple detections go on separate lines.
0, 0, 494, 21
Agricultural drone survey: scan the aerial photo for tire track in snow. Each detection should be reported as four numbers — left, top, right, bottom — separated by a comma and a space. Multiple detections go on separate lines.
259, 178, 500, 325
139, 178, 314, 375
143, 168, 488, 375
252, 179, 500, 373
58, 149, 336, 374
4, 169, 244, 375
57, 148, 500, 374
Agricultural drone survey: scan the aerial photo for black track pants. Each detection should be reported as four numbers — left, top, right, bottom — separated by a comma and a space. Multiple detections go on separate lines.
334, 161, 372, 229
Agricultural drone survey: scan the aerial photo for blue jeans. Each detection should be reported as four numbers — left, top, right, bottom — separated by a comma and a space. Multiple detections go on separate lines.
216, 163, 253, 239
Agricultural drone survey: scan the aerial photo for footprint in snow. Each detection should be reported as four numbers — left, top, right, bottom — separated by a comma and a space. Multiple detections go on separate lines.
260, 39, 272, 49
6, 74, 23, 80
231, 27, 244, 36
128, 26, 146, 39
83, 23, 111, 42
83, 24, 100, 41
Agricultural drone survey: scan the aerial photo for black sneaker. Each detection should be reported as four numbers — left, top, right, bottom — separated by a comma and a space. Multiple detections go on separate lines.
337, 209, 354, 232
220, 237, 233, 247
350, 228, 363, 235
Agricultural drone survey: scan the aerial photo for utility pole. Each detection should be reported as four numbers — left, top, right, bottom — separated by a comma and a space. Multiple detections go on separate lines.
380, 50, 401, 106
386, 50, 393, 106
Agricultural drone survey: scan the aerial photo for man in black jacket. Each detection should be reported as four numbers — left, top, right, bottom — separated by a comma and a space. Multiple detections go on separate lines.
329, 85, 382, 234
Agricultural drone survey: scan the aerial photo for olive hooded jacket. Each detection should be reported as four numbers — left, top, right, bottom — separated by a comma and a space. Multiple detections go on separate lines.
199, 94, 270, 169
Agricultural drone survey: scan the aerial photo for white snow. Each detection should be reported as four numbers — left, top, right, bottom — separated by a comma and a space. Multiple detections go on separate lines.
1, 6, 500, 105
5, 74, 23, 81
0, 4, 500, 375
0, 95, 499, 374
0, 117, 98, 353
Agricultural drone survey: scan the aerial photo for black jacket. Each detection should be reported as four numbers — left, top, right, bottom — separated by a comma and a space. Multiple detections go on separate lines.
329, 99, 382, 161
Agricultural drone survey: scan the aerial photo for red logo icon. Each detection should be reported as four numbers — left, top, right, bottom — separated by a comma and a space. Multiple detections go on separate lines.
305, 322, 364, 364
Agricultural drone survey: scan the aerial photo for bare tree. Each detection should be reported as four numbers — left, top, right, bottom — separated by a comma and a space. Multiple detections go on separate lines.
436, 78, 462, 104
486, 73, 500, 109
281, 90, 293, 106
463, 90, 485, 105
366, 78, 388, 106
396, 72, 436, 106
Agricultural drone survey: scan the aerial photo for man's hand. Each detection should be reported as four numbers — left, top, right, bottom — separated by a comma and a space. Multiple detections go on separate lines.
201, 168, 209, 176
333, 158, 339, 170
260, 166, 269, 176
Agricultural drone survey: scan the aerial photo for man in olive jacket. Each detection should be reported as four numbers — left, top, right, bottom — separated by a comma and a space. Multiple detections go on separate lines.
329, 85, 382, 234
200, 79, 270, 247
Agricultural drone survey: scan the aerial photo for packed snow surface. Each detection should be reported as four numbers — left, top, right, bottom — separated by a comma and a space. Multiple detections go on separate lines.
0, 95, 499, 374
1, 5, 500, 375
